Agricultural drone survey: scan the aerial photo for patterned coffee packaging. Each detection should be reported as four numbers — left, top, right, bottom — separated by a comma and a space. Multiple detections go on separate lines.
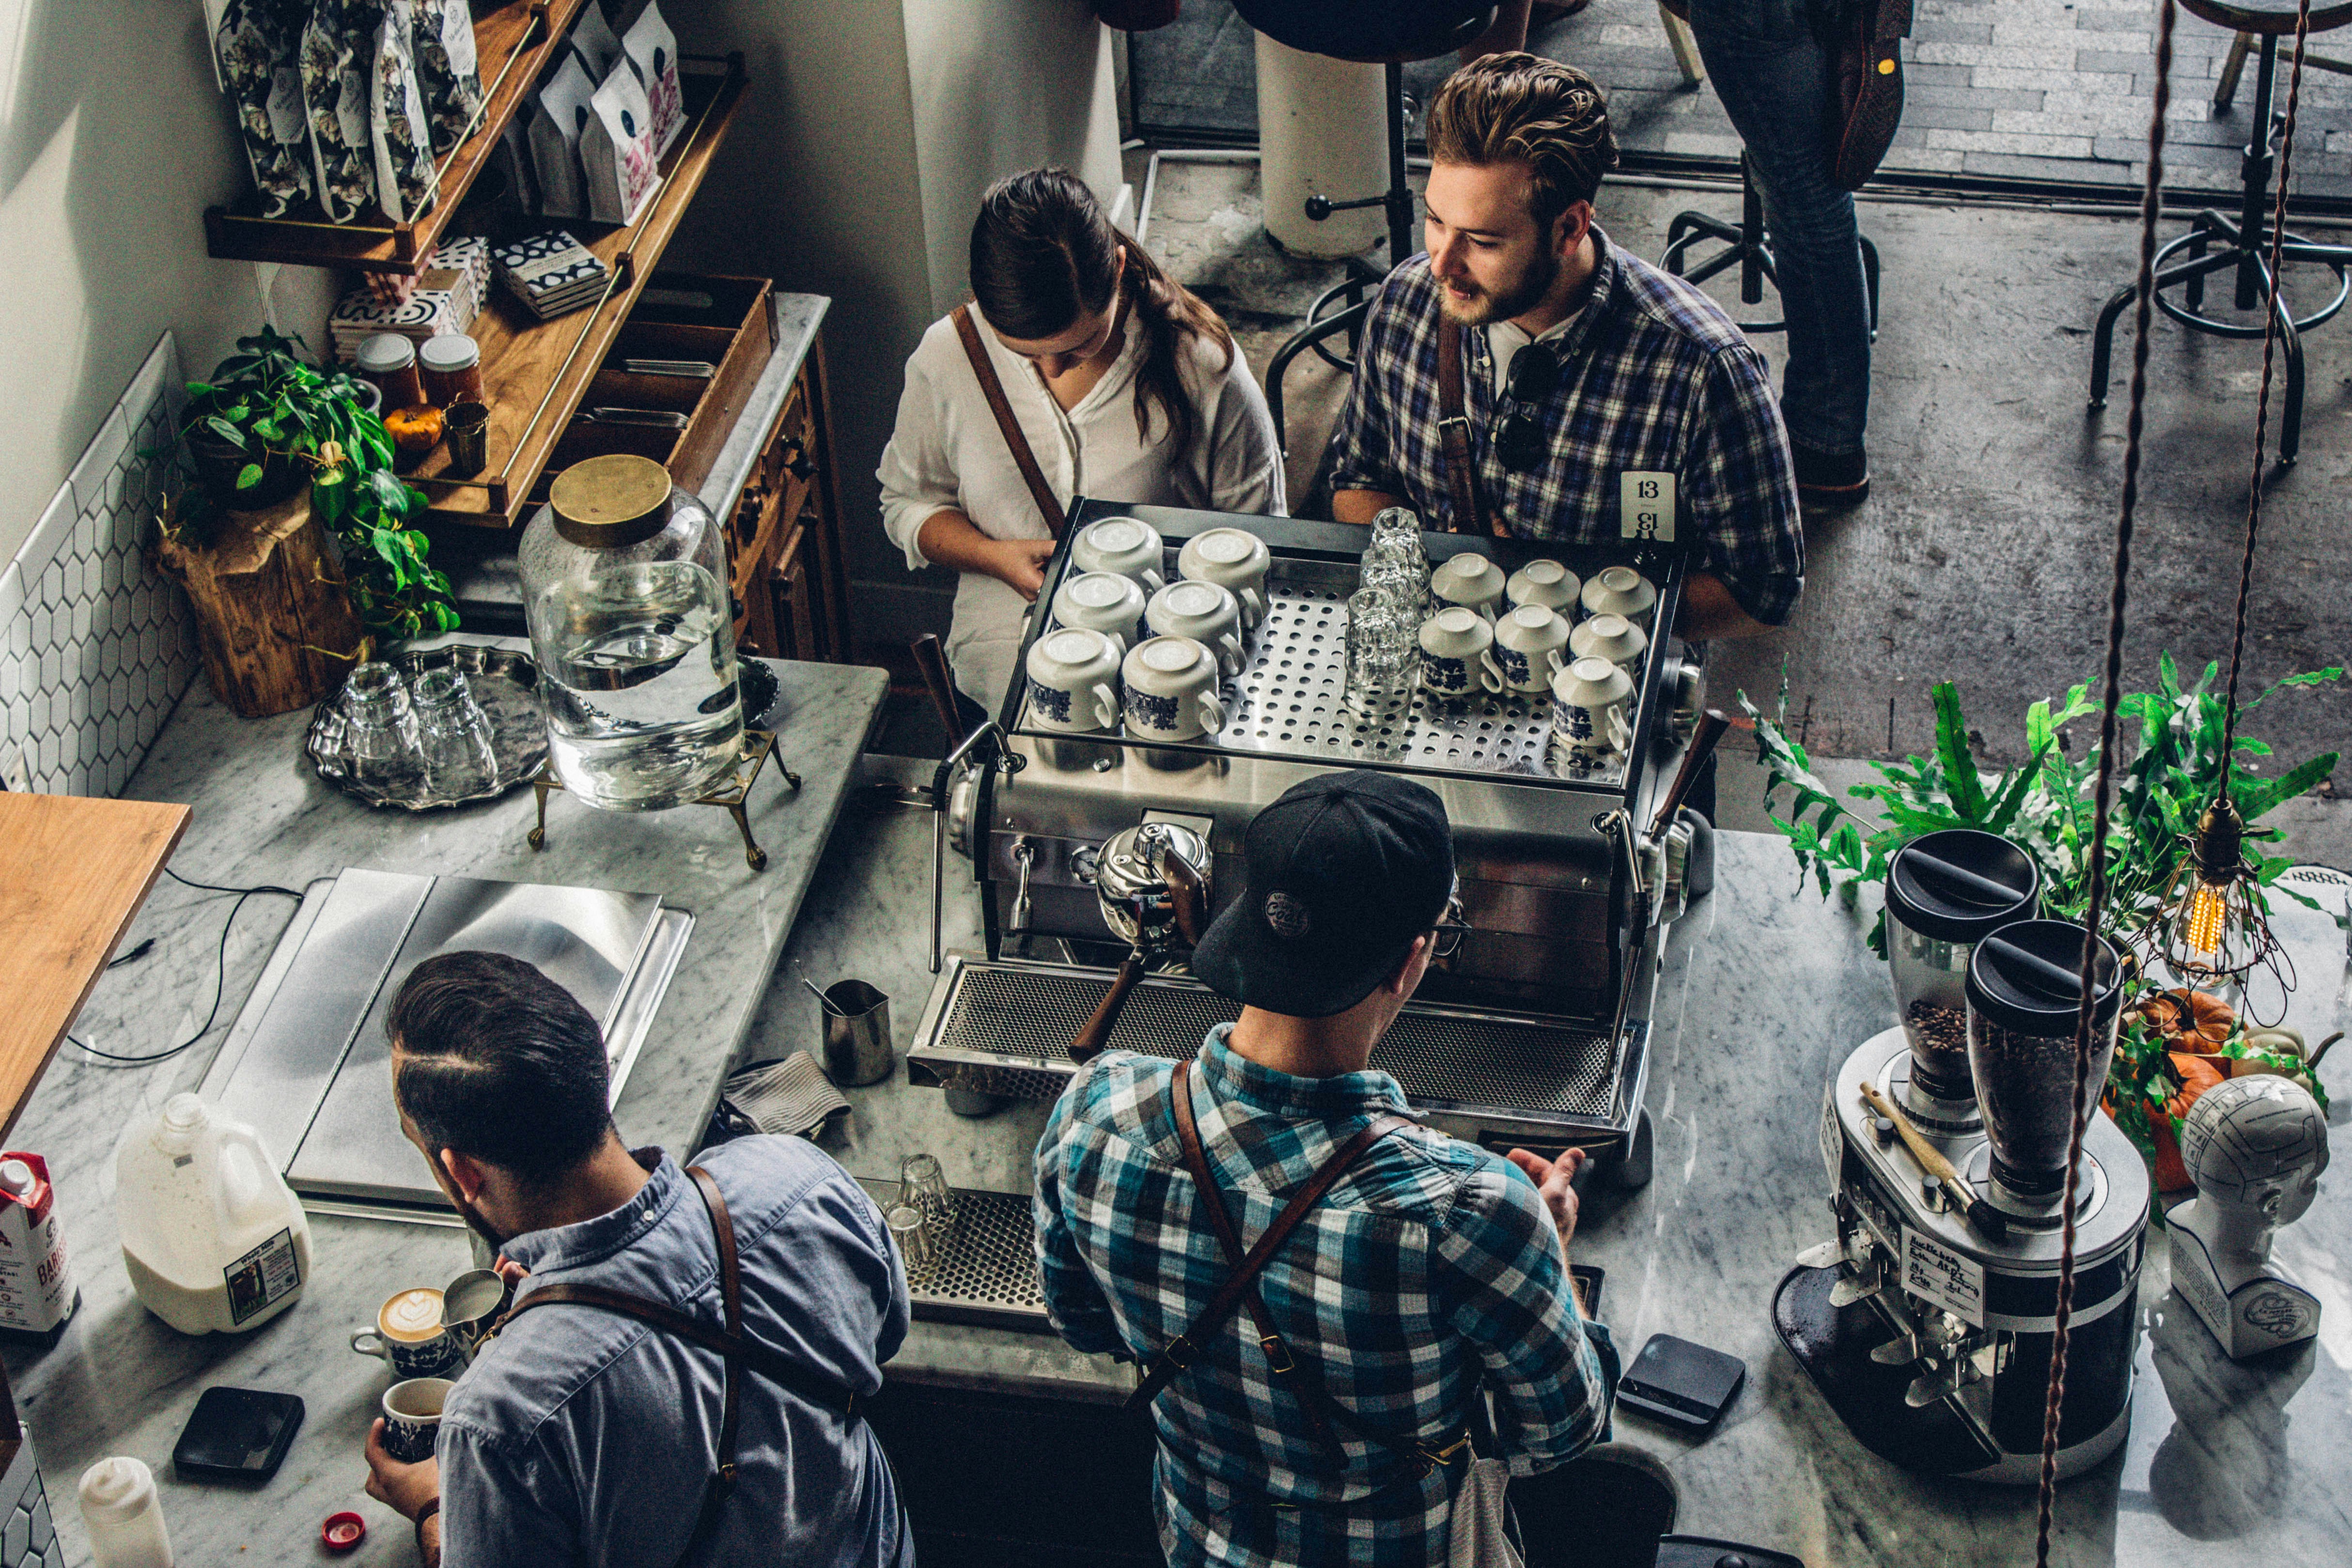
621, 1, 683, 159
580, 52, 659, 224
212, 0, 314, 218
329, 235, 490, 357
410, 0, 483, 155
298, 0, 380, 223
369, 0, 437, 223
492, 230, 613, 321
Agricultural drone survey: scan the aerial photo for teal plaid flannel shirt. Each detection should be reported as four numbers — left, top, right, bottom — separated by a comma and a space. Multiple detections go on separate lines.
1033, 1027, 1617, 1567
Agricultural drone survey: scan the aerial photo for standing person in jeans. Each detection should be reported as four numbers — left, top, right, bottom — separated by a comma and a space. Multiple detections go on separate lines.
1033, 771, 1616, 1566
1683, 0, 1877, 509
358, 952, 913, 1567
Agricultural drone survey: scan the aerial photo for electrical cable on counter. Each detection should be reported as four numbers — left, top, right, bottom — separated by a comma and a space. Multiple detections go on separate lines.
67, 868, 303, 1067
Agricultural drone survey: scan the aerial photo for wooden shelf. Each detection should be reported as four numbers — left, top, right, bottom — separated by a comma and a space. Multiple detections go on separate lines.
415, 59, 748, 532
204, 0, 590, 274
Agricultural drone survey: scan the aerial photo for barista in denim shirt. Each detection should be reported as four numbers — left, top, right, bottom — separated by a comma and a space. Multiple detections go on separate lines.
359, 952, 912, 1568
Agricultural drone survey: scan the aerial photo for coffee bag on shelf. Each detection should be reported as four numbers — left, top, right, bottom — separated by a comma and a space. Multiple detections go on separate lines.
526, 50, 595, 220
568, 0, 623, 81
370, 0, 437, 224
410, 0, 483, 155
212, 0, 313, 218
298, 0, 380, 223
620, 1, 682, 158
580, 59, 658, 224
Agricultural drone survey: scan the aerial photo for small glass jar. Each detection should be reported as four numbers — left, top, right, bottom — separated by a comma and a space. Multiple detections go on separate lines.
355, 334, 424, 411
413, 666, 498, 796
419, 335, 483, 407
343, 663, 421, 787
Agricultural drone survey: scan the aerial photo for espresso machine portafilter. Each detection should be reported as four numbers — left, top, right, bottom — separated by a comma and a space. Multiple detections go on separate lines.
1070, 822, 1210, 1063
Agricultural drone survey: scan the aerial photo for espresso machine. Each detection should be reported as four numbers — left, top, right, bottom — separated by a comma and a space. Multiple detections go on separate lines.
893, 503, 1713, 1327
1779, 837, 2150, 1483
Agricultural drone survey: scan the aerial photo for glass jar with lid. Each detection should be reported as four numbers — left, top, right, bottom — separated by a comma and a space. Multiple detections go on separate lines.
354, 334, 424, 410
1883, 829, 2040, 1124
419, 334, 483, 407
519, 454, 743, 810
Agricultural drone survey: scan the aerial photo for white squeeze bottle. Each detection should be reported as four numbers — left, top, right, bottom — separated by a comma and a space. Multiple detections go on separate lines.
115, 1094, 312, 1335
79, 1457, 173, 1568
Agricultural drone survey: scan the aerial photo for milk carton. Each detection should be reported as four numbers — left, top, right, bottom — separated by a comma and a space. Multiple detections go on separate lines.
0, 1152, 79, 1342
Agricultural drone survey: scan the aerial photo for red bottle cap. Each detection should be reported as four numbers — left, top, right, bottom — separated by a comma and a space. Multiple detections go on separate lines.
322, 1512, 366, 1552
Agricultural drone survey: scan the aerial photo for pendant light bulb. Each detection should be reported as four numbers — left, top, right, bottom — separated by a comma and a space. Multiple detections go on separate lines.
2142, 792, 2293, 1018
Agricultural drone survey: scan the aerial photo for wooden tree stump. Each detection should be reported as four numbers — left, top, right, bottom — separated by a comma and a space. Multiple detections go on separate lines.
155, 493, 364, 718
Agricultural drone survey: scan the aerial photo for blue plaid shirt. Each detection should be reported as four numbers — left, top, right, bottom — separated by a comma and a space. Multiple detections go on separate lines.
1033, 1028, 1616, 1567
1324, 229, 1805, 626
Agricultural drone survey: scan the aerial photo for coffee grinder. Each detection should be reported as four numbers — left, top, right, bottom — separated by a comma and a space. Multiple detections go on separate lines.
1777, 839, 2152, 1483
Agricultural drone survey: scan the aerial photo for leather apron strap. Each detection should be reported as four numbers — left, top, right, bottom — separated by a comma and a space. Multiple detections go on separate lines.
952, 303, 1069, 539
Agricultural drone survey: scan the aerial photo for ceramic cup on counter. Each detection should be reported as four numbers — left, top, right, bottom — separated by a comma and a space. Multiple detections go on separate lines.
1177, 527, 1271, 629
1580, 565, 1658, 632
1146, 580, 1246, 678
351, 1287, 467, 1380
1418, 607, 1505, 699
1569, 611, 1649, 677
1552, 654, 1635, 757
1430, 552, 1507, 621
1050, 571, 1149, 656
1506, 559, 1580, 618
1070, 516, 1165, 596
1025, 628, 1122, 733
1122, 636, 1228, 741
1492, 605, 1572, 696
380, 1377, 453, 1464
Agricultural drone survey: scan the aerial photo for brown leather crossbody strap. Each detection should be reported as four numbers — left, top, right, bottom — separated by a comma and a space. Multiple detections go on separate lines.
1435, 319, 1501, 539
951, 303, 1068, 539
688, 1167, 745, 1501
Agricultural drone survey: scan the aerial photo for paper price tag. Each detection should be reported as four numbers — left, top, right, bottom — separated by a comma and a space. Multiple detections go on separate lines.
1900, 1226, 1986, 1328
1620, 471, 1676, 542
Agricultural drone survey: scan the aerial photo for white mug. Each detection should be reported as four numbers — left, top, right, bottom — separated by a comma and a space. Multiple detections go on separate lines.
1026, 628, 1122, 733
1146, 580, 1246, 678
1176, 527, 1271, 629
1071, 516, 1165, 596
1417, 607, 1504, 698
1580, 565, 1657, 632
1051, 571, 1148, 656
1122, 636, 1227, 740
1492, 605, 1571, 695
380, 1377, 453, 1464
1430, 553, 1507, 621
1569, 611, 1649, 676
1506, 559, 1580, 617
1552, 655, 1635, 756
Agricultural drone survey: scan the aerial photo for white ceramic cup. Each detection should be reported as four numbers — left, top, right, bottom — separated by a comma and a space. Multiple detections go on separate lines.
1506, 559, 1581, 617
1146, 580, 1246, 678
1552, 655, 1635, 756
1121, 636, 1227, 740
1071, 516, 1165, 596
1580, 565, 1657, 632
1430, 552, 1507, 621
1417, 607, 1504, 698
1025, 628, 1122, 733
1492, 605, 1572, 695
1569, 611, 1649, 676
1050, 571, 1148, 656
380, 1377, 453, 1464
1176, 527, 1271, 629
351, 1287, 466, 1380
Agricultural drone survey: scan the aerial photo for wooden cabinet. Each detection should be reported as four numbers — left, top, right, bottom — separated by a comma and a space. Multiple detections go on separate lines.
727, 337, 849, 662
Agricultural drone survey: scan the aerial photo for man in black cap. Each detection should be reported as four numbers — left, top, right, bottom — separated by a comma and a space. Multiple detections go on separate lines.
1032, 770, 1617, 1568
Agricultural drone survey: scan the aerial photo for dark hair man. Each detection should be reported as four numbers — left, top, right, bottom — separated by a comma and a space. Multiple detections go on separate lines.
1033, 772, 1616, 1566
359, 951, 911, 1568
1325, 53, 1804, 642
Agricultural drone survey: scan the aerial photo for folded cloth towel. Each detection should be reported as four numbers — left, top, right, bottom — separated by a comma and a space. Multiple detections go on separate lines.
720, 1051, 851, 1138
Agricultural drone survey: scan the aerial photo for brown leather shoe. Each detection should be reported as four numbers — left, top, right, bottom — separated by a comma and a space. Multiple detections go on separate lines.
1794, 445, 1870, 510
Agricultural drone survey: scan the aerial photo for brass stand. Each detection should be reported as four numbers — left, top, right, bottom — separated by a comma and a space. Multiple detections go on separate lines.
527, 730, 800, 870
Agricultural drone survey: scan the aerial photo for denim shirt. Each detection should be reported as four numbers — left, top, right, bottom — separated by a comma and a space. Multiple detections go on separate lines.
436, 1139, 912, 1568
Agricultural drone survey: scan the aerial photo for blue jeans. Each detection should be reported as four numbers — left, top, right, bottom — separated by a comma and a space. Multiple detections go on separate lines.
1684, 0, 1872, 457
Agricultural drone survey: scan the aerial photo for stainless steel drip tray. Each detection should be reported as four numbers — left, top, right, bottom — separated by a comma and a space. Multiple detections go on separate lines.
904, 955, 1641, 1147
200, 868, 692, 1222
853, 1179, 1051, 1332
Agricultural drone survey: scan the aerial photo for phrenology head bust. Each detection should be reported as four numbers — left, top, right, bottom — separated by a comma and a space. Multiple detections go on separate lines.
2181, 1075, 2330, 1225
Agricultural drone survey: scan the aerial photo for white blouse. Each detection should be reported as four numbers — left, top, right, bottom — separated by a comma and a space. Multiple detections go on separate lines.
877, 303, 1286, 710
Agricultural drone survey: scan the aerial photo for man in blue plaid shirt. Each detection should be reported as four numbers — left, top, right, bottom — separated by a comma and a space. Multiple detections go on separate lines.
1326, 54, 1804, 639
1034, 771, 1616, 1566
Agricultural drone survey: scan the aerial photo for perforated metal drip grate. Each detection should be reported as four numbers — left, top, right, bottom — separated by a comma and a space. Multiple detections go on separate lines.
932, 965, 1623, 1118
861, 1181, 1050, 1329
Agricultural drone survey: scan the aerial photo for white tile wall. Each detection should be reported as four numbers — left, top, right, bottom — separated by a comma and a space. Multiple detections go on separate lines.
0, 333, 200, 798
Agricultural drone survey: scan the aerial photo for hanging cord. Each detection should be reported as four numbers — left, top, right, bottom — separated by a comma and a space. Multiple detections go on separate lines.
2219, 0, 2315, 765
2034, 3, 2178, 1560
66, 867, 303, 1067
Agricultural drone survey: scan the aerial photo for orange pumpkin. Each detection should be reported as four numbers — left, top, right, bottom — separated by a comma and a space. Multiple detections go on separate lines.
384, 404, 445, 453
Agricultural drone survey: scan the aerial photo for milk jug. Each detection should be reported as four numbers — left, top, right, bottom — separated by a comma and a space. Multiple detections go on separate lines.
116, 1095, 311, 1335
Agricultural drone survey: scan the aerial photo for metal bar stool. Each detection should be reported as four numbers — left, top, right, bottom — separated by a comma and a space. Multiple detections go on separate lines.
1660, 152, 1882, 339
2087, 0, 2352, 466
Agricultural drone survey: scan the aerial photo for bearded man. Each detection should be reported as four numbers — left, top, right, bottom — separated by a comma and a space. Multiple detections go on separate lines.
1325, 53, 1804, 641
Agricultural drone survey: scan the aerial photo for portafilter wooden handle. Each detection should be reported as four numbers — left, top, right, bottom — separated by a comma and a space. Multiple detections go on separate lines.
910, 634, 966, 751
1069, 950, 1146, 1064
1162, 844, 1207, 950
1857, 1079, 2007, 1241
1647, 709, 1733, 840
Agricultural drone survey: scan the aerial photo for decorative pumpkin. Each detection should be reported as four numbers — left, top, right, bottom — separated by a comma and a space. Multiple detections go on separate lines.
384, 404, 445, 453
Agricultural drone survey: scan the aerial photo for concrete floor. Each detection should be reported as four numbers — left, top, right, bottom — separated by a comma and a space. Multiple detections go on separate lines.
1139, 154, 2352, 869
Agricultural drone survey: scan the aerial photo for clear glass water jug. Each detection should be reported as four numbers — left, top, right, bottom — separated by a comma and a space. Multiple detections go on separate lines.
520, 454, 744, 810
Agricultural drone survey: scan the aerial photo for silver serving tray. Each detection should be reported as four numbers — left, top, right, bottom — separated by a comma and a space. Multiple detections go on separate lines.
305, 643, 547, 811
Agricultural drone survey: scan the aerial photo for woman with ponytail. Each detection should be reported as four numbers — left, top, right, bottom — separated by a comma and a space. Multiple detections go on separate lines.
880, 167, 1285, 717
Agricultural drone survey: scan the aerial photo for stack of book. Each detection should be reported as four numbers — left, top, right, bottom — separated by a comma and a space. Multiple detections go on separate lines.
328, 237, 491, 359
492, 231, 613, 321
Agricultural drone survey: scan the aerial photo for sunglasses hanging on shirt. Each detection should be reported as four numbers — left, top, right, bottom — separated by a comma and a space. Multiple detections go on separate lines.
1493, 342, 1563, 472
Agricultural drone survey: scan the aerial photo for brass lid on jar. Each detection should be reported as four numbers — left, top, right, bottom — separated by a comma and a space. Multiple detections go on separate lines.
550, 454, 672, 548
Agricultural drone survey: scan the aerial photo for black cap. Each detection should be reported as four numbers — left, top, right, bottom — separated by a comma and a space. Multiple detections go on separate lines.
1192, 771, 1455, 1019
1965, 919, 2123, 1037
1885, 830, 2040, 946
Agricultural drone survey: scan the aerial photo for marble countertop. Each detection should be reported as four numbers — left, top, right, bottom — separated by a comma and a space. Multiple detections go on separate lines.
1, 653, 884, 1566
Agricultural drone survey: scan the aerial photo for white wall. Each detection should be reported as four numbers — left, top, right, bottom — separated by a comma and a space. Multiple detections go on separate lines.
0, 3, 284, 573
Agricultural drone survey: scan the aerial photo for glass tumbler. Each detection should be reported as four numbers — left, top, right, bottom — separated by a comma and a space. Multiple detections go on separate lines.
898, 1153, 959, 1231
1360, 539, 1431, 621
343, 663, 421, 788
1370, 507, 1430, 576
886, 1204, 939, 1283
413, 667, 499, 796
1344, 585, 1418, 720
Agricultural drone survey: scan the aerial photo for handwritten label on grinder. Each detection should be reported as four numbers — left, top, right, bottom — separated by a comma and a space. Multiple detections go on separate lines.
1901, 1226, 1986, 1328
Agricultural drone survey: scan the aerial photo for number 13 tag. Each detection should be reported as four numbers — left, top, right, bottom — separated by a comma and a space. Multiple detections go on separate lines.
1620, 471, 1676, 542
